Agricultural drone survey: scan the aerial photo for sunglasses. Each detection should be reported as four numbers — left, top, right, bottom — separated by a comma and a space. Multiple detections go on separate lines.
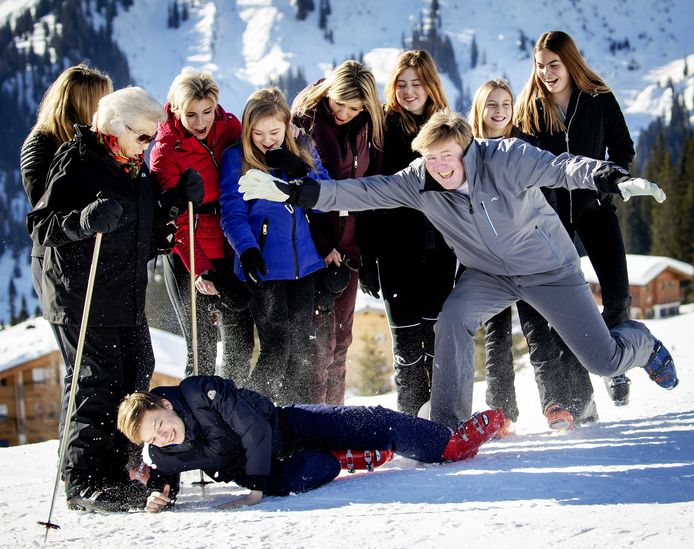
126, 125, 157, 144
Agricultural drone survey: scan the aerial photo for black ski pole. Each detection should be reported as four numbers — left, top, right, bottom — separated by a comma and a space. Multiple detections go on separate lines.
38, 232, 103, 541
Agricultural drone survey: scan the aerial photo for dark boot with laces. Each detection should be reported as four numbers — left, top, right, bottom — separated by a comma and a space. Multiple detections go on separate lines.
644, 338, 678, 390
67, 480, 149, 513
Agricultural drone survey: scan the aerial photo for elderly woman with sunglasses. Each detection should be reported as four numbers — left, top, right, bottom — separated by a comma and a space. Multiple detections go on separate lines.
27, 86, 202, 514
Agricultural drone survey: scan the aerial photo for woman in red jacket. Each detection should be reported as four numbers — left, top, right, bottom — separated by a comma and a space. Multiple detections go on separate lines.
292, 60, 384, 404
151, 67, 254, 383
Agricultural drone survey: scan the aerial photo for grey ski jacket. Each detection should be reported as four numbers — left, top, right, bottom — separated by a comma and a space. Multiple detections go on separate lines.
313, 138, 612, 277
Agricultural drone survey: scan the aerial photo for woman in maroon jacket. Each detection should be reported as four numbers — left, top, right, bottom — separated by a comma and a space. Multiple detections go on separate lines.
292, 60, 384, 404
151, 67, 254, 383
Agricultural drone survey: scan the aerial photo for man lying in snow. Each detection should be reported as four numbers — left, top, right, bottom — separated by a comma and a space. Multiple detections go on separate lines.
237, 109, 678, 429
116, 375, 504, 512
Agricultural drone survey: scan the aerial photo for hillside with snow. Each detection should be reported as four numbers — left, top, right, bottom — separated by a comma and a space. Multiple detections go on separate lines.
1, 306, 693, 548
1, 0, 692, 324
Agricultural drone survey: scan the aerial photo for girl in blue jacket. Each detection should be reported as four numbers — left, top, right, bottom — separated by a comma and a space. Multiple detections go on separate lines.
219, 88, 327, 405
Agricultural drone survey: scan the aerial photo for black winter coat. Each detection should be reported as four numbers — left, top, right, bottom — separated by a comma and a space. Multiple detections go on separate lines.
27, 125, 162, 326
535, 89, 635, 223
370, 111, 450, 256
20, 131, 59, 258
147, 376, 282, 492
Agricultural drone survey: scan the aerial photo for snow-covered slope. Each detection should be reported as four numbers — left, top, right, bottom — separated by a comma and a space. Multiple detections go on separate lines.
1, 306, 693, 548
111, 0, 694, 132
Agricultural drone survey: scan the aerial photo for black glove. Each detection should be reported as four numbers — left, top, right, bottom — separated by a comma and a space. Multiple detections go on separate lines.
265, 148, 310, 179
80, 197, 123, 235
239, 248, 268, 287
153, 222, 177, 254
591, 163, 630, 193
177, 168, 204, 208
358, 257, 380, 298
201, 267, 251, 311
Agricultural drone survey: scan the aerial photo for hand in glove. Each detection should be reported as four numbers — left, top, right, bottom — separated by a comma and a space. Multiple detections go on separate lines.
240, 247, 268, 287
80, 197, 123, 235
592, 163, 666, 204
201, 268, 250, 311
238, 169, 319, 207
618, 177, 666, 203
358, 257, 380, 298
265, 148, 310, 179
153, 222, 177, 254
177, 168, 204, 207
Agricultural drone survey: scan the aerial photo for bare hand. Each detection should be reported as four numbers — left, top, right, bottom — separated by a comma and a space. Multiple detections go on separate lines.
216, 489, 263, 510
145, 484, 171, 513
289, 122, 305, 140
324, 249, 342, 267
195, 273, 219, 295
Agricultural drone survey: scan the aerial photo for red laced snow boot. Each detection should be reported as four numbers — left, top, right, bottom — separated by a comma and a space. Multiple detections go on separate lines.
441, 409, 505, 461
331, 449, 395, 473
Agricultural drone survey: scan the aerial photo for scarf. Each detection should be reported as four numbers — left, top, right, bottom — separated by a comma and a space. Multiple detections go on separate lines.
97, 130, 144, 179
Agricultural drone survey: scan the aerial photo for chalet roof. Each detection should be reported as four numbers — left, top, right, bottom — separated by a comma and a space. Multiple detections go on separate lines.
0, 317, 186, 378
581, 254, 694, 286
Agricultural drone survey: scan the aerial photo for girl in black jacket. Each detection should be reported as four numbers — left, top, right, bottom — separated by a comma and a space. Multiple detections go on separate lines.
516, 31, 636, 415
365, 50, 457, 416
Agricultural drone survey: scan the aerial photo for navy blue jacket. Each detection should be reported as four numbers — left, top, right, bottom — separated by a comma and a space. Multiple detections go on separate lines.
219, 143, 326, 281
146, 376, 282, 492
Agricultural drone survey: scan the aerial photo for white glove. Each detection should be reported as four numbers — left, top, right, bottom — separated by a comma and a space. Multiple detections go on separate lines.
617, 177, 666, 203
238, 169, 290, 202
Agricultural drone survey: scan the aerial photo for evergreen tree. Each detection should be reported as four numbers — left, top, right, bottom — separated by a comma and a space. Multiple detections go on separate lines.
470, 35, 478, 69
357, 333, 392, 396
649, 142, 676, 257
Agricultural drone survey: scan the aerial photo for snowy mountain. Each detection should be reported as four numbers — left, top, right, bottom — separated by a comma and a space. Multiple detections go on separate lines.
2, 305, 693, 548
0, 0, 693, 324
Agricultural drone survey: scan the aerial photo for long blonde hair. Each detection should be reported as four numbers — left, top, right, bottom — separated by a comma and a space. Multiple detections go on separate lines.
31, 64, 112, 145
241, 88, 315, 175
469, 79, 514, 139
292, 60, 384, 149
384, 50, 449, 136
515, 31, 610, 135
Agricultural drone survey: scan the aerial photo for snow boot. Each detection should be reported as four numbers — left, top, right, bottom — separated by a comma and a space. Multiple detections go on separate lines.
331, 449, 395, 473
544, 403, 574, 431
570, 398, 599, 426
604, 374, 631, 406
441, 409, 505, 461
67, 480, 148, 513
644, 338, 678, 389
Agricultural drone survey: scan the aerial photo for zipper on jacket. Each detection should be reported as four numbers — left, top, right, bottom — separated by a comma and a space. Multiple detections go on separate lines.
258, 218, 269, 252
535, 225, 561, 261
291, 208, 299, 279
199, 140, 220, 173
480, 201, 498, 236
563, 91, 581, 225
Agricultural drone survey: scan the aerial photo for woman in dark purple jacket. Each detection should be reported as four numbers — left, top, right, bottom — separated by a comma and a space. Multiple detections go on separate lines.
291, 60, 384, 404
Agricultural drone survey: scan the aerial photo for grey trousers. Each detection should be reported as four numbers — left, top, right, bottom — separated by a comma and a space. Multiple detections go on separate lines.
430, 265, 654, 427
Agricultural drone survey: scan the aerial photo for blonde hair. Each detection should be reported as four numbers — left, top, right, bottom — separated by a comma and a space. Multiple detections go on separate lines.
117, 392, 168, 445
92, 86, 166, 137
515, 31, 611, 135
411, 109, 473, 154
292, 60, 384, 149
469, 79, 515, 139
384, 50, 449, 136
30, 64, 112, 145
241, 87, 316, 174
167, 67, 220, 118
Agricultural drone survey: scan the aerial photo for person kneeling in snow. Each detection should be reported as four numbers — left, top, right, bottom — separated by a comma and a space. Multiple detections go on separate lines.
117, 375, 503, 512
237, 109, 678, 430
